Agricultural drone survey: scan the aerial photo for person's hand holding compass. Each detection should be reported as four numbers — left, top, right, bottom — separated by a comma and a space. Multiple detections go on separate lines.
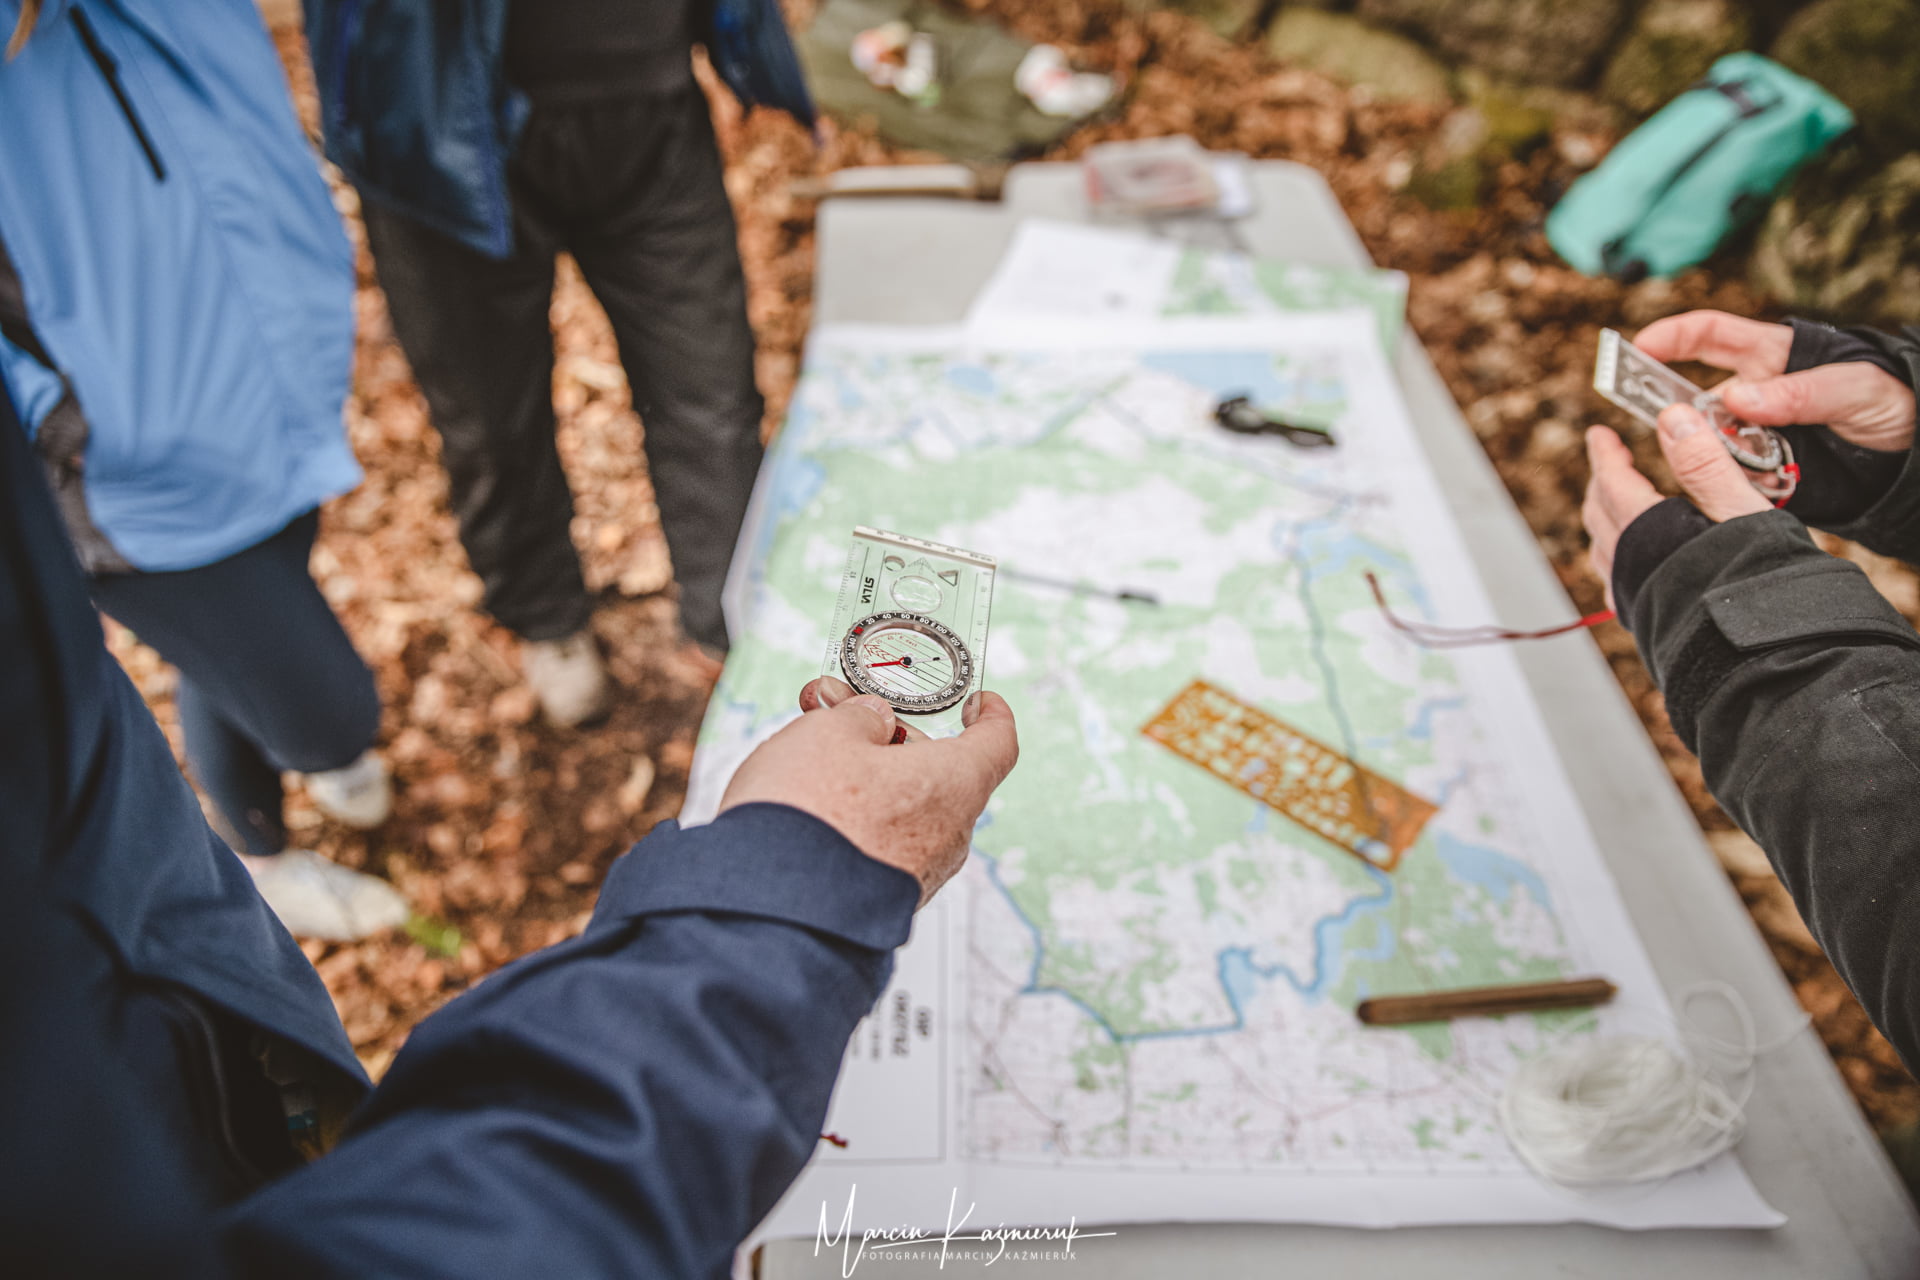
718, 678, 1019, 905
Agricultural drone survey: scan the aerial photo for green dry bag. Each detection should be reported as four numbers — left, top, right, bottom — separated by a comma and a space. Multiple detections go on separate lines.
1546, 53, 1853, 281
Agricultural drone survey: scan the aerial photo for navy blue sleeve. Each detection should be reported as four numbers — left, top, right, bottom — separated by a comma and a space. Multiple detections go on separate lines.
218, 803, 919, 1279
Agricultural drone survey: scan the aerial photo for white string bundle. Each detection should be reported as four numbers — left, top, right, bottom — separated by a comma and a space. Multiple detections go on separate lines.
1497, 981, 1807, 1186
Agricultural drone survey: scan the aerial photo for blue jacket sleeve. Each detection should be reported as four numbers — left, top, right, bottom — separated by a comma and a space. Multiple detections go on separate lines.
217, 803, 919, 1279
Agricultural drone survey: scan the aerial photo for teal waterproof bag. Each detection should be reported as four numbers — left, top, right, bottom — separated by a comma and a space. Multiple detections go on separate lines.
1546, 53, 1853, 280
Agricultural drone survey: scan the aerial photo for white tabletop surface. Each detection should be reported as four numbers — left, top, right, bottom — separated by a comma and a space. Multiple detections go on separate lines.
760, 162, 1920, 1278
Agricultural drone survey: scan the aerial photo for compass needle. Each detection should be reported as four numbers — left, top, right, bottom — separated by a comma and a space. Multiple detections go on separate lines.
840, 610, 975, 714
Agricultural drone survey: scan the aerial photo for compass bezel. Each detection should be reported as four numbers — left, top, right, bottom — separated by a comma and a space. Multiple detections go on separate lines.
839, 611, 974, 714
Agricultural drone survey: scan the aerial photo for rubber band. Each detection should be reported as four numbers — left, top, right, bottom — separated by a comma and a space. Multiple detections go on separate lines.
1365, 572, 1614, 650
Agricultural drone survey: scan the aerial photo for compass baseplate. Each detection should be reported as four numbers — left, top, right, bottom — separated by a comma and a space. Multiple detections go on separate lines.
823, 528, 995, 737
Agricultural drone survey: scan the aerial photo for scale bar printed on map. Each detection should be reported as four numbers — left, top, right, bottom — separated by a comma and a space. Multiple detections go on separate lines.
1143, 679, 1437, 871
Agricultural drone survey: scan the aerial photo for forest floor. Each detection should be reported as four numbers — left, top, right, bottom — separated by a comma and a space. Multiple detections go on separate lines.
112, 3, 1918, 1139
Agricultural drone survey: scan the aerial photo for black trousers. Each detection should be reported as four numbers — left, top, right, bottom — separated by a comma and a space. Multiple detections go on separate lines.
362, 87, 763, 652
89, 512, 383, 856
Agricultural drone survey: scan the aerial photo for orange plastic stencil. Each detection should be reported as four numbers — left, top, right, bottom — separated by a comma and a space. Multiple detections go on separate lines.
1141, 679, 1437, 872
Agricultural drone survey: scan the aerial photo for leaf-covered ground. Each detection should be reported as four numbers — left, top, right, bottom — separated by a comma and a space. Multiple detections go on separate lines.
111, 4, 1916, 1133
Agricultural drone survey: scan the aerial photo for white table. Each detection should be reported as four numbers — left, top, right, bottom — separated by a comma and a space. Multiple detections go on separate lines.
762, 162, 1920, 1278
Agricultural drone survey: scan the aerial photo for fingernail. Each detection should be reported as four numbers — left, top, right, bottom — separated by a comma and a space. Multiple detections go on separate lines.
848, 694, 895, 733
962, 692, 982, 727
818, 677, 853, 707
1661, 406, 1704, 441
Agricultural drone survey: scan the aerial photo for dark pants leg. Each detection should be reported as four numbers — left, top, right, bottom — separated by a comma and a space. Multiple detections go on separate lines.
568, 91, 764, 653
87, 512, 383, 855
360, 89, 762, 653
361, 200, 591, 642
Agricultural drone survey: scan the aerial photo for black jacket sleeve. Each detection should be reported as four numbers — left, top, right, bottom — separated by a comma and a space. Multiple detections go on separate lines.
1812, 318, 1920, 564
1629, 509, 1920, 1071
1804, 319, 1920, 563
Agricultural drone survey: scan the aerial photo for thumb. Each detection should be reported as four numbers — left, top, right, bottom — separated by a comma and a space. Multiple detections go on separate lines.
1656, 405, 1771, 521
953, 691, 1020, 789
823, 693, 898, 745
1720, 364, 1882, 427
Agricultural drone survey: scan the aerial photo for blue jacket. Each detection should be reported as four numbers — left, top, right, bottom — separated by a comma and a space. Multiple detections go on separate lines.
0, 0, 360, 572
0, 379, 918, 1275
305, 0, 816, 259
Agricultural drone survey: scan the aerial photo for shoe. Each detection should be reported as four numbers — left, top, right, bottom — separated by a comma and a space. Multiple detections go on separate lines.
243, 849, 410, 942
304, 750, 392, 828
522, 630, 612, 727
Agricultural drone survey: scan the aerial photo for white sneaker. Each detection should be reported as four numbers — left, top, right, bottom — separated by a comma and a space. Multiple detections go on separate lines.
522, 630, 612, 727
304, 750, 392, 828
242, 849, 410, 942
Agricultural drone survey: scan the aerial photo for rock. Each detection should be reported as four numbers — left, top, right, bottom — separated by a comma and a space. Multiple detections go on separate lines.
1601, 0, 1750, 119
1457, 72, 1570, 150
1356, 0, 1632, 87
1265, 10, 1454, 106
1404, 74, 1592, 210
1406, 108, 1490, 208
1751, 145, 1920, 327
1772, 0, 1920, 155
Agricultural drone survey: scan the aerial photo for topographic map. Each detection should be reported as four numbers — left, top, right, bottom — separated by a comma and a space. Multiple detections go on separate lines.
687, 297, 1776, 1241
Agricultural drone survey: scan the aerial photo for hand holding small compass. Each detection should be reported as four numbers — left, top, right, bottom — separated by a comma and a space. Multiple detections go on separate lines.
718, 677, 1019, 906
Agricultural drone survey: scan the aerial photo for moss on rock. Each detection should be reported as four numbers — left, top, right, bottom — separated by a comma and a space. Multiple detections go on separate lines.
1751, 145, 1920, 326
1265, 9, 1455, 104
1356, 0, 1633, 87
1772, 0, 1920, 154
1602, 0, 1750, 118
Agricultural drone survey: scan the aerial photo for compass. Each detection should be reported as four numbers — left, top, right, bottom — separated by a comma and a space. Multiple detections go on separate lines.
839, 611, 975, 715
1697, 394, 1788, 470
1695, 395, 1799, 504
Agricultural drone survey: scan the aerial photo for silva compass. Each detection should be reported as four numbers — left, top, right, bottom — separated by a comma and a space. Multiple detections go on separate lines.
840, 612, 974, 712
1594, 328, 1800, 505
823, 528, 996, 737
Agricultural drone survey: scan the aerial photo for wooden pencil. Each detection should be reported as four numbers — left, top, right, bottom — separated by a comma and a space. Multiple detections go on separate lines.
1355, 976, 1618, 1026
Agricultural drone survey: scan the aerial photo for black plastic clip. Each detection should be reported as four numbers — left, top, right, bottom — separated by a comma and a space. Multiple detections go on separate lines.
1213, 395, 1336, 448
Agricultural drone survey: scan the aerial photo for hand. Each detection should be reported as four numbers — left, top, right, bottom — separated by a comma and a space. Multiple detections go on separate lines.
1582, 410, 1771, 608
1636, 310, 1916, 452
717, 678, 1019, 906
1583, 428, 1663, 608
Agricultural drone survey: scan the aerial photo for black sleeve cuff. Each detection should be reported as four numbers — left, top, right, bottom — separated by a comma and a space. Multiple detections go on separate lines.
1784, 316, 1908, 382
1624, 509, 1920, 747
589, 802, 920, 953
1777, 318, 1912, 527
1611, 497, 1714, 634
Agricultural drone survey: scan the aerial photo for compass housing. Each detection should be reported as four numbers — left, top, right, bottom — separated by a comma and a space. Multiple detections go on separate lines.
840, 611, 975, 714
